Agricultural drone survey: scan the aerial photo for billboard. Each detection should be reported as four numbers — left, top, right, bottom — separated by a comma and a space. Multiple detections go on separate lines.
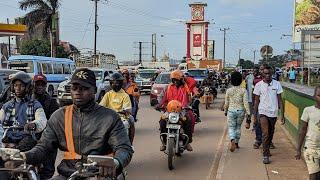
193, 34, 202, 47
207, 40, 215, 59
293, 0, 320, 42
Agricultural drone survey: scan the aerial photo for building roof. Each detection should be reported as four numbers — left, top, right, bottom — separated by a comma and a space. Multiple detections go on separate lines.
0, 23, 27, 37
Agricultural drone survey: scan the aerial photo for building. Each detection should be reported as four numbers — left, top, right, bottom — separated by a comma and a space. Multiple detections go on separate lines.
76, 51, 118, 69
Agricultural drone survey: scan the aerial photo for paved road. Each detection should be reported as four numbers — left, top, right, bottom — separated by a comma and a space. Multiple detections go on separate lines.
127, 94, 226, 180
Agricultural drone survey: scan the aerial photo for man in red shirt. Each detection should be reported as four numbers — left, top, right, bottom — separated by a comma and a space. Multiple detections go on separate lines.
157, 70, 193, 151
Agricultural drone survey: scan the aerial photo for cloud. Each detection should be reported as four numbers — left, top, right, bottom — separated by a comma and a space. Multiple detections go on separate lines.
219, 0, 265, 6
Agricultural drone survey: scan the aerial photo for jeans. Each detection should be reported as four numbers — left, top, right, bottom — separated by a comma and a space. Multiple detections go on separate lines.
40, 149, 58, 179
254, 113, 262, 143
227, 109, 245, 143
260, 115, 277, 156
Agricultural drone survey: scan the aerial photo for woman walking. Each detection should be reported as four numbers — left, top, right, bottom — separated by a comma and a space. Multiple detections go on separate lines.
224, 71, 251, 152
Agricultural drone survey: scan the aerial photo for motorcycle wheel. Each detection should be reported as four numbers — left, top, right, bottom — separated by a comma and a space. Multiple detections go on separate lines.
168, 137, 175, 170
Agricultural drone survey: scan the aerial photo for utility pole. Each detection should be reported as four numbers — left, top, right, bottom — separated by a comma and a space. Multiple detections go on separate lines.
91, 0, 99, 66
253, 50, 256, 64
152, 33, 157, 62
220, 27, 230, 68
139, 42, 142, 64
7, 18, 11, 56
238, 49, 241, 61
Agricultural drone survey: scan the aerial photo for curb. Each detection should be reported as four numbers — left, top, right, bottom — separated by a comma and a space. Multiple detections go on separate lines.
206, 124, 228, 180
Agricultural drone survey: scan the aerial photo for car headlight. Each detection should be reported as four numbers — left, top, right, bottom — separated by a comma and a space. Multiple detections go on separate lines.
168, 112, 179, 123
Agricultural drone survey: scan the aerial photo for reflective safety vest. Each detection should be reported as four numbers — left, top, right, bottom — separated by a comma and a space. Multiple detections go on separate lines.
63, 105, 81, 160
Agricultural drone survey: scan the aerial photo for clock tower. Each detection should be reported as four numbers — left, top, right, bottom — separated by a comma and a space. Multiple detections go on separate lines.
186, 2, 209, 61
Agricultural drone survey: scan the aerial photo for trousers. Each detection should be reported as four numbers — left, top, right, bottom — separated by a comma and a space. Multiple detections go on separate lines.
227, 109, 245, 143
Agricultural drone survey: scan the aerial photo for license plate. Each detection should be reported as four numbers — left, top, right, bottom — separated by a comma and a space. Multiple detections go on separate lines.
166, 124, 180, 129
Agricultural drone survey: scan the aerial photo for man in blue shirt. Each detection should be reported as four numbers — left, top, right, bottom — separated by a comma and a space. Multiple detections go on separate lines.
0, 71, 47, 151
288, 67, 297, 83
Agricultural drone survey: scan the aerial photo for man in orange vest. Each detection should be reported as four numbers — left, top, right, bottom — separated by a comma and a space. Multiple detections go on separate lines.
156, 70, 193, 151
5, 68, 134, 179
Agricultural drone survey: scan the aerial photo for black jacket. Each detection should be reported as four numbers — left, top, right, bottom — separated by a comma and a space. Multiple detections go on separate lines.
25, 101, 133, 178
34, 93, 60, 119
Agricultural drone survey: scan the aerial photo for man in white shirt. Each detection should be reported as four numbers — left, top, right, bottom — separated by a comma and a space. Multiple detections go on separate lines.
253, 65, 285, 164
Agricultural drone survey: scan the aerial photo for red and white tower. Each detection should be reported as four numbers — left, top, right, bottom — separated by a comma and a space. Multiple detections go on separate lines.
186, 2, 209, 61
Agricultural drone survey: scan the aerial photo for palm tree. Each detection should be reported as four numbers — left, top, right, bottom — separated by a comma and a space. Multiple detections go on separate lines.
19, 0, 60, 57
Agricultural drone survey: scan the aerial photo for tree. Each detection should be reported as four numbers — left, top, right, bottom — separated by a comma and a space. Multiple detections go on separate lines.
238, 59, 254, 69
21, 39, 69, 58
19, 0, 61, 57
258, 55, 285, 69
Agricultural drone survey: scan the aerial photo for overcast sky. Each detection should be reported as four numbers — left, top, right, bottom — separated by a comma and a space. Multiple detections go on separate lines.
0, 0, 293, 64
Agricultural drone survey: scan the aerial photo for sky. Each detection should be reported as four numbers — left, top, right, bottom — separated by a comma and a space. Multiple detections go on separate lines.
0, 0, 293, 65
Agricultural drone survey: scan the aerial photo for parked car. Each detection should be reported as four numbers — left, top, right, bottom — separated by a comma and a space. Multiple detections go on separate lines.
57, 68, 114, 106
135, 69, 157, 93
187, 68, 207, 85
150, 72, 171, 106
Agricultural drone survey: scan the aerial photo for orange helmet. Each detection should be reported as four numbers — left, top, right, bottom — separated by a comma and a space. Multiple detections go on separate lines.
167, 100, 182, 113
170, 70, 183, 80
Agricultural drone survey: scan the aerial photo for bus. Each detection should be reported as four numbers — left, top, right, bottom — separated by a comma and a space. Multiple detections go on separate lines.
8, 55, 76, 96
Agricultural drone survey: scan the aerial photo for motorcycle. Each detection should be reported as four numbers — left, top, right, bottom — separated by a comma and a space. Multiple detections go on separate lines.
117, 111, 135, 144
220, 78, 228, 93
158, 108, 190, 170
0, 148, 39, 180
67, 155, 127, 180
203, 86, 214, 109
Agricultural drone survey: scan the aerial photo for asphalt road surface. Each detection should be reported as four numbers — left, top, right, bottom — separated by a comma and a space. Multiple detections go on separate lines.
126, 94, 226, 180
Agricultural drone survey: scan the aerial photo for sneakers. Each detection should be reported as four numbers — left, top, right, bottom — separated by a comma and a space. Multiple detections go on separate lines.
186, 143, 193, 151
160, 145, 166, 151
253, 141, 261, 149
270, 143, 275, 149
230, 140, 236, 152
263, 156, 270, 164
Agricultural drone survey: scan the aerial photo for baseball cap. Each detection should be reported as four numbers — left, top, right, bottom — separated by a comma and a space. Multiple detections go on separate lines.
70, 68, 96, 88
33, 74, 47, 83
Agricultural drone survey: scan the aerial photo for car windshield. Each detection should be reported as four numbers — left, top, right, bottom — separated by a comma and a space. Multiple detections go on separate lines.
93, 70, 103, 81
139, 72, 155, 79
155, 73, 170, 84
187, 70, 207, 77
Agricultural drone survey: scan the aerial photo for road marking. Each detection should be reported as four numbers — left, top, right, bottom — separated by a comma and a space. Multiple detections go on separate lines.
206, 124, 227, 180
216, 140, 229, 180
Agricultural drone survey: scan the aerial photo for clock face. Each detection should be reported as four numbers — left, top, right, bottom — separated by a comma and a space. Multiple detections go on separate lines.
192, 6, 204, 21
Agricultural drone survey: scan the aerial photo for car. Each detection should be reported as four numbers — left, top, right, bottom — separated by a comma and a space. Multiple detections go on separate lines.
57, 68, 114, 106
150, 72, 171, 106
187, 68, 207, 85
135, 69, 157, 93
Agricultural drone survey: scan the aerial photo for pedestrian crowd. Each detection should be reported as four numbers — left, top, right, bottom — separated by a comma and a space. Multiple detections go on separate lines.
223, 64, 320, 180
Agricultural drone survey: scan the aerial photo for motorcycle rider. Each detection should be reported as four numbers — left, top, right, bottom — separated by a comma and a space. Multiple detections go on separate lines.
122, 69, 140, 122
4, 68, 133, 179
184, 72, 201, 122
100, 72, 135, 144
201, 72, 218, 97
32, 74, 60, 179
156, 70, 193, 152
0, 71, 47, 151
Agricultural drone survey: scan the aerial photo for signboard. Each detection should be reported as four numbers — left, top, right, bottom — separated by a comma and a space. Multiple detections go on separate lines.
193, 34, 202, 47
293, 0, 320, 42
207, 40, 214, 59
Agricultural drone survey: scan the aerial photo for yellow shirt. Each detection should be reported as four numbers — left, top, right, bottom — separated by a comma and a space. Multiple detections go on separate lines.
99, 89, 132, 113
240, 80, 246, 89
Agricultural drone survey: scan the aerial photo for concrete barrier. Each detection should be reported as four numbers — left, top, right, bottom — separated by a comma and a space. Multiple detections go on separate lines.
281, 82, 315, 143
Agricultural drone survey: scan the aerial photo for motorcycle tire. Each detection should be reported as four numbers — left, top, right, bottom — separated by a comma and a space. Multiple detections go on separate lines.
168, 137, 175, 170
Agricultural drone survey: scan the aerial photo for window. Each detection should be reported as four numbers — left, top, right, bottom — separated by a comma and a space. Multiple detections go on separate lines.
37, 62, 42, 74
47, 63, 53, 74
9, 61, 34, 73
53, 64, 63, 74
63, 64, 71, 74
42, 63, 48, 74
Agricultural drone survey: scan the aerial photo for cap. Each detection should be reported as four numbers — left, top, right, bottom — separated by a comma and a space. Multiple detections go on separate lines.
33, 74, 47, 83
70, 68, 96, 88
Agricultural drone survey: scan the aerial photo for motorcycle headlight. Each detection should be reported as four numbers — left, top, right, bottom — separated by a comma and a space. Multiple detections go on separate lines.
204, 87, 210, 91
168, 112, 179, 123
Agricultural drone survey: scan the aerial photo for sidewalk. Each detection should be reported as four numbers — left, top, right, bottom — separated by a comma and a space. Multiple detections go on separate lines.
214, 123, 309, 180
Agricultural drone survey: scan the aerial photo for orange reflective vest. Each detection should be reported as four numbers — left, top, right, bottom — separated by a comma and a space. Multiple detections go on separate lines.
63, 105, 81, 160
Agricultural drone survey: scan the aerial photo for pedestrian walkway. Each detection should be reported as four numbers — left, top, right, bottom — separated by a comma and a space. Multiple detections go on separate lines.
213, 123, 308, 180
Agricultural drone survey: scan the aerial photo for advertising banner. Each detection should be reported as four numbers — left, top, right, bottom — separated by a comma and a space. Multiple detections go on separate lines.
193, 34, 202, 47
293, 0, 320, 42
207, 40, 214, 59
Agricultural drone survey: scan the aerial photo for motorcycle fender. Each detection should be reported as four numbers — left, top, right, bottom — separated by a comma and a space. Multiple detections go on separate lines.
168, 134, 175, 138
